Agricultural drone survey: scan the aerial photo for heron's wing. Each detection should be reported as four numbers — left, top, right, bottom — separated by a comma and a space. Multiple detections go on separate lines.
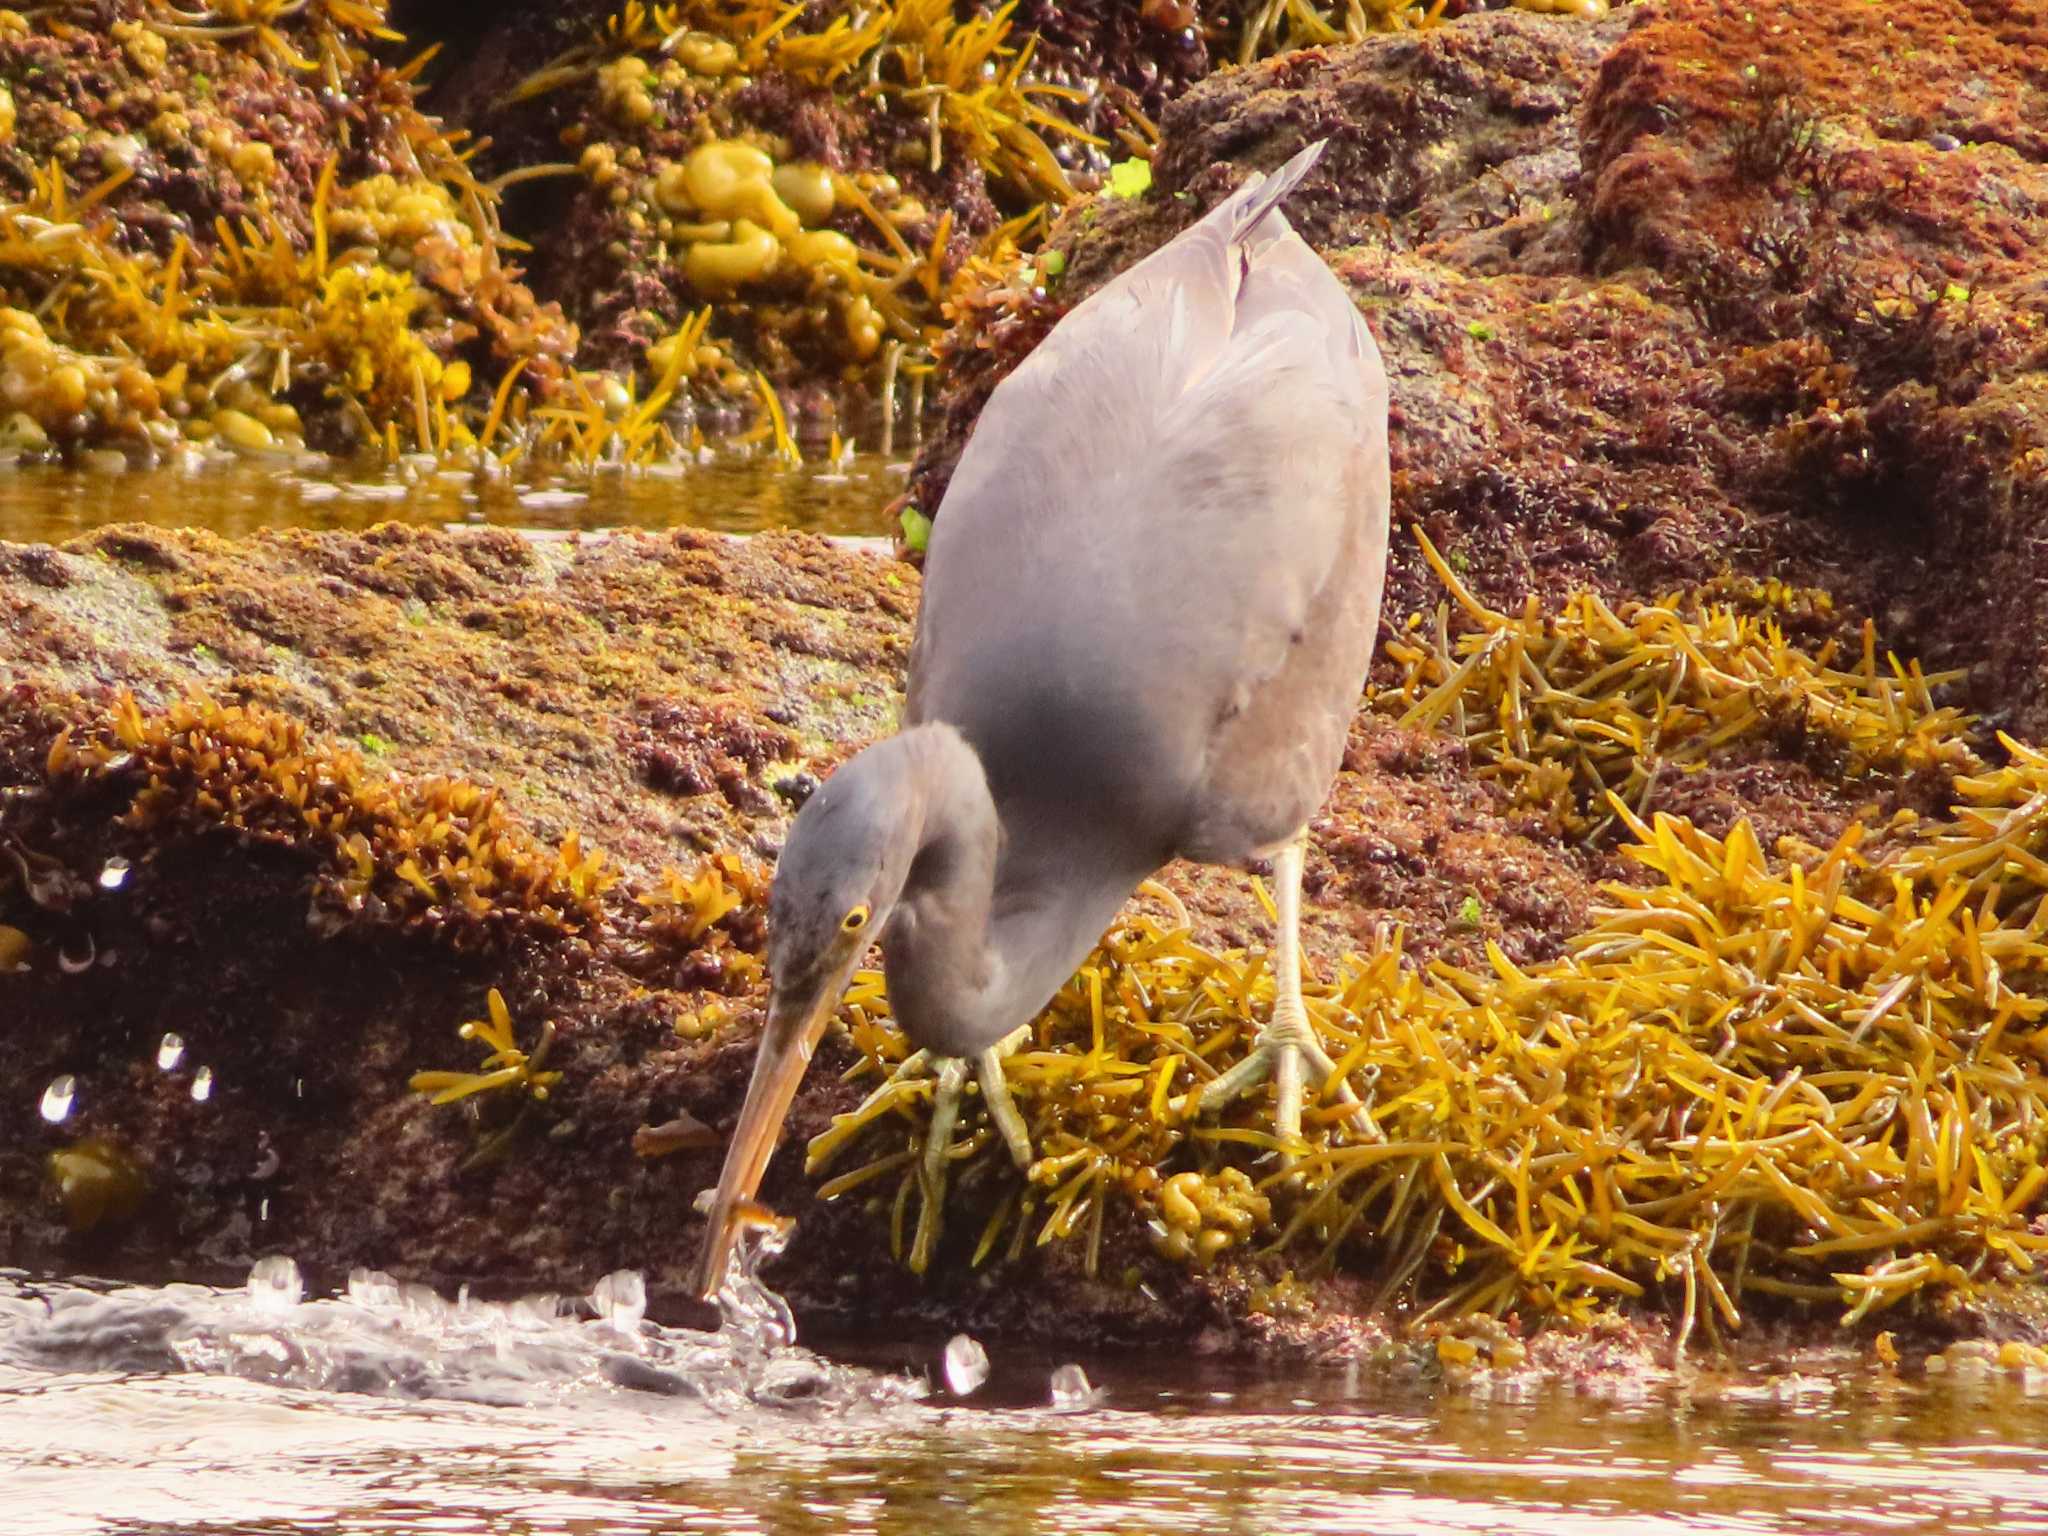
917, 142, 1331, 552
909, 143, 1388, 861
1145, 231, 1390, 858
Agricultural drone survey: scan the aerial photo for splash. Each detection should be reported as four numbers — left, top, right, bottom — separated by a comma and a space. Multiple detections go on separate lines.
0, 1247, 921, 1417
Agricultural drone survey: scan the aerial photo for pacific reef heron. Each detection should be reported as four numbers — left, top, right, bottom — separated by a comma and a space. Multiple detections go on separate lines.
696, 139, 1391, 1294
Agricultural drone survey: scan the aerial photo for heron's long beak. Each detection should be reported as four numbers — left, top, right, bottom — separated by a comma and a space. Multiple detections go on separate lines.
692, 945, 863, 1299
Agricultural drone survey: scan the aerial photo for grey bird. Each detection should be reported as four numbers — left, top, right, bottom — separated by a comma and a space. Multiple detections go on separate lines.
695, 139, 1390, 1296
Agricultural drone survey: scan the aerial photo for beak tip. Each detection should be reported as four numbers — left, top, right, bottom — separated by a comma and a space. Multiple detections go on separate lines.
690, 976, 844, 1309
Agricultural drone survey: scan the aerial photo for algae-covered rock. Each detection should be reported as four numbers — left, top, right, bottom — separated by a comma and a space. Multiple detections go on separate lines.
0, 519, 1620, 1349
421, 0, 1115, 447
916, 0, 2048, 735
0, 1, 578, 461
0, 3, 1629, 464
0, 511, 2040, 1362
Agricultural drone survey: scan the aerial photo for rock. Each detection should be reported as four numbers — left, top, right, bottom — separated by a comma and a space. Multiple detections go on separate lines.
0, 3, 576, 458
915, 0, 2048, 738
0, 520, 1606, 1350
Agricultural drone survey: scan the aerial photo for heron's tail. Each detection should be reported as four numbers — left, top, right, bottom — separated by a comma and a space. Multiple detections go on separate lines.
1211, 139, 1327, 246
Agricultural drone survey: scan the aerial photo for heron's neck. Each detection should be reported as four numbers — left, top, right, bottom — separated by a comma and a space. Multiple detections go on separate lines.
877, 729, 1000, 1055
880, 731, 1149, 1058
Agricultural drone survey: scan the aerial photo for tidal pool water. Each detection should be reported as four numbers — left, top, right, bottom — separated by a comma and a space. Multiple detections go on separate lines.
0, 453, 906, 544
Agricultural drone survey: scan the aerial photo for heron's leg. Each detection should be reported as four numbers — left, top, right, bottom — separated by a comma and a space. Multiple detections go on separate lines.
974, 1024, 1035, 1170
903, 1027, 1036, 1271
1178, 831, 1370, 1150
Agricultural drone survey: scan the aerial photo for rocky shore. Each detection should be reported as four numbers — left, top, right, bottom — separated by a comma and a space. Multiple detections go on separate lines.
6, 0, 2048, 1383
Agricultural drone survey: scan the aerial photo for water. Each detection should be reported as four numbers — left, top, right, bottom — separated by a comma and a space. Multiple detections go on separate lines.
1049, 1362, 1104, 1412
0, 454, 906, 544
37, 1074, 74, 1124
3, 1260, 2048, 1536
945, 1332, 991, 1397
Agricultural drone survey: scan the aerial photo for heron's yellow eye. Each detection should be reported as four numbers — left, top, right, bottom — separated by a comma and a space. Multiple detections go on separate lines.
841, 904, 871, 933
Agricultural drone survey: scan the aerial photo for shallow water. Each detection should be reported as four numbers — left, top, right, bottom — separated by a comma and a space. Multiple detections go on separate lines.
0, 453, 906, 545
3, 1262, 2048, 1536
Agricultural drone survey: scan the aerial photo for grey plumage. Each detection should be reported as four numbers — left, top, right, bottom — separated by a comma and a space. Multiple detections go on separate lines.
696, 140, 1391, 1297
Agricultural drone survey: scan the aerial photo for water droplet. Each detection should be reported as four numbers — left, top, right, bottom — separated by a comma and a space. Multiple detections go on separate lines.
57, 934, 95, 974
39, 1074, 75, 1123
190, 1065, 214, 1102
943, 1333, 990, 1396
1049, 1363, 1101, 1411
347, 1268, 401, 1311
247, 1255, 302, 1311
97, 857, 130, 892
156, 1032, 185, 1071
592, 1270, 647, 1335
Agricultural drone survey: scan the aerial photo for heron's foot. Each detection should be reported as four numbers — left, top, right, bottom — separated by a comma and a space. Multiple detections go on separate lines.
1174, 1004, 1372, 1156
806, 1026, 1034, 1274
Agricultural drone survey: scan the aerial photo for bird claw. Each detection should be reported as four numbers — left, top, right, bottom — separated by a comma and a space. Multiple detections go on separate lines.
808, 1025, 1035, 1274
1175, 1008, 1374, 1156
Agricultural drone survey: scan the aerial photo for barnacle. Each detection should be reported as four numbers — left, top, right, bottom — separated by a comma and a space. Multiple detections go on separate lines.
808, 585, 2048, 1337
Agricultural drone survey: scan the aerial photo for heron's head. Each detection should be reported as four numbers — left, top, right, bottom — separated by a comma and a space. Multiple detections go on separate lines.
692, 737, 920, 1297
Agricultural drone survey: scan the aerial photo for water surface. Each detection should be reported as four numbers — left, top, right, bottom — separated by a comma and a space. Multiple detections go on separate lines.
3, 1264, 2046, 1536
0, 454, 906, 545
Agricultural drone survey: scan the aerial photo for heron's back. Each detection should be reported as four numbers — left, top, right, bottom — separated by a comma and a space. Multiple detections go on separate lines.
908, 144, 1392, 880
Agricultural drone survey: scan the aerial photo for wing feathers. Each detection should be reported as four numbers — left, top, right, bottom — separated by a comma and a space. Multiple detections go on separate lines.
915, 138, 1388, 845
